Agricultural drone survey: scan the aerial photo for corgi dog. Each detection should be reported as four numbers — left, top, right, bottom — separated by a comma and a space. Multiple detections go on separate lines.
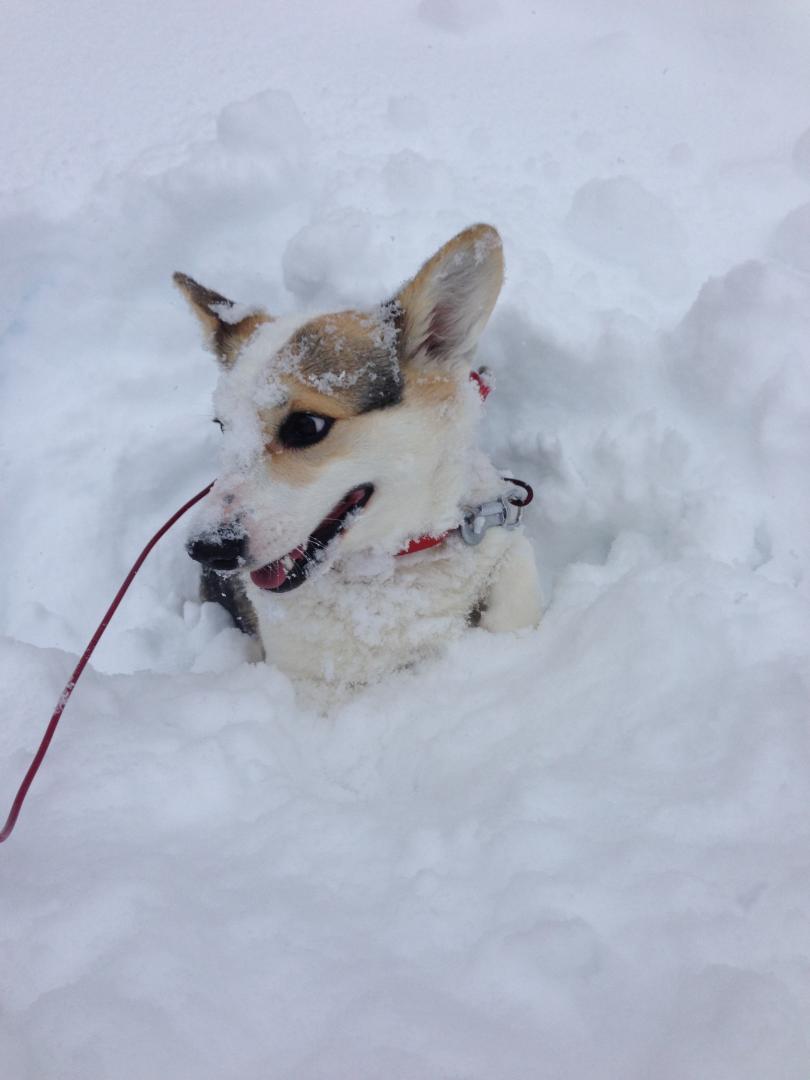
176, 224, 541, 690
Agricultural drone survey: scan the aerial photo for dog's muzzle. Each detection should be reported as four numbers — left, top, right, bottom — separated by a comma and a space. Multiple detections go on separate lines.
186, 522, 248, 573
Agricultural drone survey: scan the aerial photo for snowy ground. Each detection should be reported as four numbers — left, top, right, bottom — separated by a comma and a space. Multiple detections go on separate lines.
2, 1, 810, 1076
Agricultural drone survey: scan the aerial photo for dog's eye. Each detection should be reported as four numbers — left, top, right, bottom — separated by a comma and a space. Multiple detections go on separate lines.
213, 417, 225, 432
278, 412, 334, 449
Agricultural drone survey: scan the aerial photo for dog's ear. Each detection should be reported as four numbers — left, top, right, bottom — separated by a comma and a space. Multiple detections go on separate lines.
173, 272, 270, 368
392, 224, 504, 372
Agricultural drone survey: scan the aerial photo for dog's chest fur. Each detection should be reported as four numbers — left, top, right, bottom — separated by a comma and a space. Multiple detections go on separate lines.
245, 526, 516, 688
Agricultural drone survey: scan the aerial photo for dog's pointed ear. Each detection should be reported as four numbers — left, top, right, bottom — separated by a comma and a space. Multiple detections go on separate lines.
173, 272, 270, 368
392, 224, 504, 372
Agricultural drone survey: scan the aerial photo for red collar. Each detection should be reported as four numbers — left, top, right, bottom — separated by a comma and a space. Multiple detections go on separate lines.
396, 532, 450, 556
396, 368, 491, 558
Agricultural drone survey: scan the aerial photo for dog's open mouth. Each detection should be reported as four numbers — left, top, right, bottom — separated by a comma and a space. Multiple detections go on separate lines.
249, 484, 374, 594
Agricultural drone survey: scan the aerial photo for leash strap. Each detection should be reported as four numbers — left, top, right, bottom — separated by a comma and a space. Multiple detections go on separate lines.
0, 482, 214, 844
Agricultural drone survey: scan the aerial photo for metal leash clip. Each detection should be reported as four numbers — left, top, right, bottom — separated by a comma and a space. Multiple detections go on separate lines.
459, 479, 533, 547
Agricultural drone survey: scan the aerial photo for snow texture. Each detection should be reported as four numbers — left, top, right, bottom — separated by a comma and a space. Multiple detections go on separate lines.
2, 1, 810, 1077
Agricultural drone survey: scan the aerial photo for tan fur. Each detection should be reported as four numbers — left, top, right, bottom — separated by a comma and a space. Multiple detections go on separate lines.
173, 272, 271, 367
272, 379, 362, 422
260, 397, 366, 487
259, 356, 457, 488
402, 366, 459, 406
281, 310, 402, 413
395, 224, 504, 367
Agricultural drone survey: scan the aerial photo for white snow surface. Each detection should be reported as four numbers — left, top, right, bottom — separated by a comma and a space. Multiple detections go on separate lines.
2, 1, 810, 1076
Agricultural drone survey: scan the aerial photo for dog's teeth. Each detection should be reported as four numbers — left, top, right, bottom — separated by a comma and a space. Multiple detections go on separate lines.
282, 555, 294, 571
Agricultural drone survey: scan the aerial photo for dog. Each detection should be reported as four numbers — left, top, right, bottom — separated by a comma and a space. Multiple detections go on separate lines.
176, 224, 542, 690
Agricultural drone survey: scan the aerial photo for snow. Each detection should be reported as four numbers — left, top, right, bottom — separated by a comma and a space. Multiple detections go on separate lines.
566, 176, 688, 294
2, 1, 810, 1077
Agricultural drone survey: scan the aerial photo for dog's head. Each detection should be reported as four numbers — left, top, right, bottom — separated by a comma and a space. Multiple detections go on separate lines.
177, 224, 503, 593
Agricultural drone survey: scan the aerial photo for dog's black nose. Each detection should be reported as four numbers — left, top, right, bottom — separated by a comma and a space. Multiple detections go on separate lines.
187, 525, 248, 572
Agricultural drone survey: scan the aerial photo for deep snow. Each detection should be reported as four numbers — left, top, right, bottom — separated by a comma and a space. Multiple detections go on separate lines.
2, 1, 810, 1077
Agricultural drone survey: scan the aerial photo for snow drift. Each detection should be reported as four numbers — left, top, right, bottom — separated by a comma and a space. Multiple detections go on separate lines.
2, 1, 810, 1077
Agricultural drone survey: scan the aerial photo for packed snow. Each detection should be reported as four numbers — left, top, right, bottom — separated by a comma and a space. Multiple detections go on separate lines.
2, 1, 810, 1077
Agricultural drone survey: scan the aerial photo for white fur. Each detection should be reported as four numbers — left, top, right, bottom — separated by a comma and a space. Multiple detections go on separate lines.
247, 523, 536, 693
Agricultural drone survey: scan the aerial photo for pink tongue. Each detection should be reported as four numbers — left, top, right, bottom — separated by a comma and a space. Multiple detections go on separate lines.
251, 560, 288, 590
248, 486, 368, 592
250, 546, 307, 591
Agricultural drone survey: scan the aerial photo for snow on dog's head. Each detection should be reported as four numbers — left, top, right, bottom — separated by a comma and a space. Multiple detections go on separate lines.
176, 224, 504, 592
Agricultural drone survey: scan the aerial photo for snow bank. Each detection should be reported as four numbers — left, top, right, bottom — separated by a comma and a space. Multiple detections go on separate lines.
2, 1, 810, 1077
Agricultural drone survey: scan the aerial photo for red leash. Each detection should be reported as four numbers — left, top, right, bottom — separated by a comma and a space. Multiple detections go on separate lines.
0, 482, 214, 844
